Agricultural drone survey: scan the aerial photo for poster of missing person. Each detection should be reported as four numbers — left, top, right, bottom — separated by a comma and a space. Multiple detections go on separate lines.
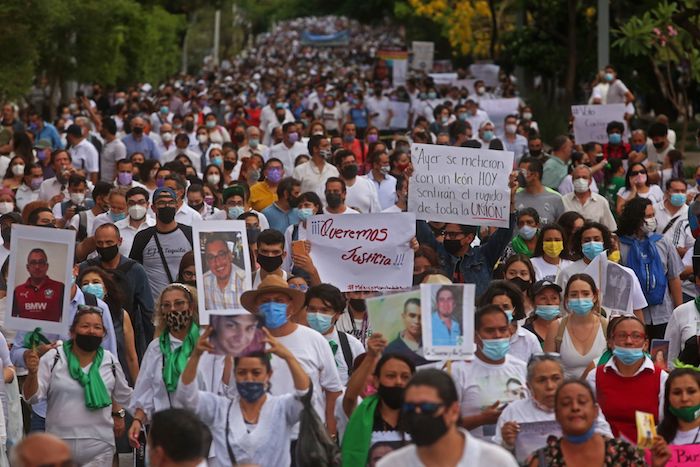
420, 283, 475, 360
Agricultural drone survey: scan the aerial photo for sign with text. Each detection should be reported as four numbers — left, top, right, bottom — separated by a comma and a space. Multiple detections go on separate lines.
308, 213, 415, 292
408, 144, 514, 228
571, 104, 627, 144
479, 98, 520, 134
412, 41, 434, 71
644, 444, 700, 466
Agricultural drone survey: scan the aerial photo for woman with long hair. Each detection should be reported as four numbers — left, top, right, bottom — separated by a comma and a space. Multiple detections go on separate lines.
657, 367, 700, 445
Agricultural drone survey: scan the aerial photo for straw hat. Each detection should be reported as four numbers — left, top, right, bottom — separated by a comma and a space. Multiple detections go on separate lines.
240, 274, 306, 314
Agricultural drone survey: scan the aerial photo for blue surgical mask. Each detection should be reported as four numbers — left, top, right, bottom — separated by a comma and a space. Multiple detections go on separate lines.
236, 381, 266, 403
81, 283, 105, 300
227, 206, 245, 220
297, 207, 314, 220
535, 305, 560, 321
481, 338, 510, 361
110, 211, 127, 222
612, 346, 644, 365
482, 130, 494, 142
567, 298, 594, 315
211, 156, 223, 167
670, 193, 686, 207
608, 133, 622, 145
581, 241, 604, 261
307, 312, 334, 334
519, 225, 537, 240
632, 143, 646, 152
259, 302, 288, 329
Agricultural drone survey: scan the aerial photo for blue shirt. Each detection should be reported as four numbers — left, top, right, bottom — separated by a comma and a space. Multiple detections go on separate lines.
431, 312, 461, 346
32, 123, 64, 150
261, 203, 301, 234
122, 133, 160, 160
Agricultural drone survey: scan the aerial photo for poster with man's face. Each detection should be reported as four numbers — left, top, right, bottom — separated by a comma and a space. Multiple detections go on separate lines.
192, 220, 252, 325
420, 283, 475, 360
6, 225, 75, 335
367, 290, 424, 361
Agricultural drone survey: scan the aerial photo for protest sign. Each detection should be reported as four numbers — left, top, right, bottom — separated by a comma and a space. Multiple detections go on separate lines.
583, 252, 634, 316
389, 101, 410, 129
571, 104, 628, 144
367, 290, 424, 362
469, 63, 500, 87
479, 98, 520, 134
408, 143, 514, 228
650, 339, 669, 371
428, 73, 457, 86
645, 444, 700, 466
6, 225, 75, 336
412, 41, 434, 71
308, 213, 415, 291
392, 58, 407, 87
192, 220, 252, 324
514, 421, 561, 463
420, 283, 475, 360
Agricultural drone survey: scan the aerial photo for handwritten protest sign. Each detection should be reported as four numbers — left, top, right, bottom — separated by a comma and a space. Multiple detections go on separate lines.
409, 143, 514, 228
479, 98, 520, 134
571, 104, 628, 144
308, 213, 415, 291
644, 444, 700, 466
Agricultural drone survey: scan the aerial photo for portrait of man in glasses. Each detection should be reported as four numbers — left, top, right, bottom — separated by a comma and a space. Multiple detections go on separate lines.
201, 232, 246, 311
12, 248, 65, 322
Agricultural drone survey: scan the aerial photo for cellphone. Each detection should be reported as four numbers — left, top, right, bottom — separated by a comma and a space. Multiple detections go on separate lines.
292, 240, 306, 257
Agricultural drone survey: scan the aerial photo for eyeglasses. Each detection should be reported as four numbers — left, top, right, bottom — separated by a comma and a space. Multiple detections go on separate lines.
402, 402, 444, 415
205, 250, 230, 262
160, 299, 189, 311
630, 170, 647, 176
182, 270, 195, 279
613, 332, 646, 342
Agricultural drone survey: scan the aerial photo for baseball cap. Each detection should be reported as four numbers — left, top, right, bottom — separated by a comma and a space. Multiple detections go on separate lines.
152, 187, 177, 203
530, 279, 562, 298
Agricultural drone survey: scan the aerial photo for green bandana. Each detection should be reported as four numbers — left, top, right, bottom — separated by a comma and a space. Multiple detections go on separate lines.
669, 403, 700, 423
341, 394, 379, 466
63, 340, 111, 410
24, 328, 50, 349
160, 322, 200, 393
511, 235, 534, 257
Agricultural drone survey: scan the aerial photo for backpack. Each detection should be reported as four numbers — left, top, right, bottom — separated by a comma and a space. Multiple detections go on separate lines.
619, 234, 668, 306
337, 332, 354, 378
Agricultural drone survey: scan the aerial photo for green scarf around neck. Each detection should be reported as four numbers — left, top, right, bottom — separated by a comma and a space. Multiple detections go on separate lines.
511, 235, 534, 257
341, 394, 379, 466
160, 322, 200, 393
24, 328, 50, 349
63, 340, 111, 410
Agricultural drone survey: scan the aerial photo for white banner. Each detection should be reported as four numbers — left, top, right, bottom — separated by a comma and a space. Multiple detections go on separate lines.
308, 213, 416, 292
479, 98, 520, 134
571, 104, 628, 144
409, 143, 514, 228
469, 63, 500, 87
412, 41, 434, 71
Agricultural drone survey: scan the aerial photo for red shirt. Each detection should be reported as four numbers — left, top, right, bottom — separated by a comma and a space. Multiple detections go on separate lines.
342, 139, 368, 173
603, 142, 631, 160
12, 276, 65, 322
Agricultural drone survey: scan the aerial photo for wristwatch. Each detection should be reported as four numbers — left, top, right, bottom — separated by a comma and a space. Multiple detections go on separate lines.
112, 408, 126, 418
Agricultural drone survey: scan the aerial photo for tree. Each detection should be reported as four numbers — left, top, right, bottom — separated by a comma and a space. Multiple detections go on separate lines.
614, 0, 700, 150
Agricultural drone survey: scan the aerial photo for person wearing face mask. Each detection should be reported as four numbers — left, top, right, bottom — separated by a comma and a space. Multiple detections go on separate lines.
127, 283, 206, 455
23, 307, 131, 466
654, 178, 689, 237
562, 165, 617, 231
221, 185, 270, 229
268, 122, 307, 175
129, 187, 194, 301
514, 158, 565, 226
544, 274, 608, 378
452, 305, 527, 439
113, 158, 145, 191
304, 284, 365, 386
477, 120, 496, 147
67, 180, 112, 242
292, 134, 339, 201
203, 113, 231, 146
530, 224, 573, 283
657, 367, 700, 446
80, 223, 155, 360
586, 316, 668, 442
52, 174, 92, 229
501, 114, 529, 163
239, 275, 343, 450
500, 208, 540, 261
616, 162, 665, 214
522, 280, 563, 344
494, 355, 612, 463
2, 155, 26, 191
646, 121, 675, 166
260, 176, 302, 233
122, 116, 160, 161
237, 126, 269, 160
254, 228, 321, 290
0, 189, 16, 218
187, 183, 224, 221
601, 121, 630, 161
382, 174, 409, 213
15, 162, 44, 212
323, 177, 359, 215
377, 368, 517, 467
336, 150, 380, 213
618, 197, 683, 339
364, 150, 396, 211
114, 187, 156, 257
65, 123, 99, 184
250, 158, 285, 212
91, 188, 129, 235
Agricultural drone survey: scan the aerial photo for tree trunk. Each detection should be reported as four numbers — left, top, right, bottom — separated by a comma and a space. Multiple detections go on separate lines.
488, 0, 498, 59
564, 0, 578, 104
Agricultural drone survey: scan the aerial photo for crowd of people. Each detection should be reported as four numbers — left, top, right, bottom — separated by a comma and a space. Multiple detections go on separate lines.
0, 13, 698, 467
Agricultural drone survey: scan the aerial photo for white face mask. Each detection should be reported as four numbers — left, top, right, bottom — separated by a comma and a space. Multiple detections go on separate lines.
573, 177, 590, 193
505, 124, 517, 134
128, 204, 147, 220
197, 134, 208, 144
522, 112, 533, 120
207, 174, 221, 185
11, 164, 25, 176
0, 202, 13, 215
643, 218, 657, 233
161, 132, 173, 142
70, 193, 85, 205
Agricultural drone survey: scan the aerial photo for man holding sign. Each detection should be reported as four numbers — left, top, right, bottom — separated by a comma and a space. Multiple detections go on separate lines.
409, 143, 518, 297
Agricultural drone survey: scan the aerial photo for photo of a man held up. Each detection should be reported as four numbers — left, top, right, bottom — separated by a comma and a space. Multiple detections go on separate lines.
200, 231, 248, 312
208, 312, 265, 357
12, 247, 65, 322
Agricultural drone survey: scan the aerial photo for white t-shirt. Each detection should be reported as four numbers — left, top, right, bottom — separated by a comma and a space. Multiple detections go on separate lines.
323, 328, 365, 386
664, 300, 700, 363
377, 428, 518, 467
670, 427, 700, 445
269, 325, 343, 438
345, 177, 381, 213
451, 355, 528, 439
617, 185, 664, 205
531, 256, 573, 282
509, 326, 541, 363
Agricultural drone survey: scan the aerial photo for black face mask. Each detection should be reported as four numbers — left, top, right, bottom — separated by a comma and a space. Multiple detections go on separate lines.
529, 149, 542, 157
223, 160, 236, 172
510, 277, 532, 292
288, 195, 300, 208
257, 253, 283, 273
325, 192, 342, 209
348, 298, 366, 312
157, 206, 176, 224
96, 244, 119, 263
443, 239, 463, 255
184, 122, 195, 132
235, 133, 245, 143
132, 126, 144, 136
341, 164, 358, 179
378, 384, 404, 410
74, 333, 102, 352
404, 411, 449, 446
653, 141, 666, 150
189, 202, 204, 212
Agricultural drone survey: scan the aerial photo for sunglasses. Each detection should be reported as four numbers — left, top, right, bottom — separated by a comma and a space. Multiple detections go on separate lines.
402, 402, 443, 415
630, 170, 647, 176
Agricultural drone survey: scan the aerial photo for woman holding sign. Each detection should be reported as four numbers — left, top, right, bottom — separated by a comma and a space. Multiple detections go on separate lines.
526, 380, 669, 467
657, 367, 700, 445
